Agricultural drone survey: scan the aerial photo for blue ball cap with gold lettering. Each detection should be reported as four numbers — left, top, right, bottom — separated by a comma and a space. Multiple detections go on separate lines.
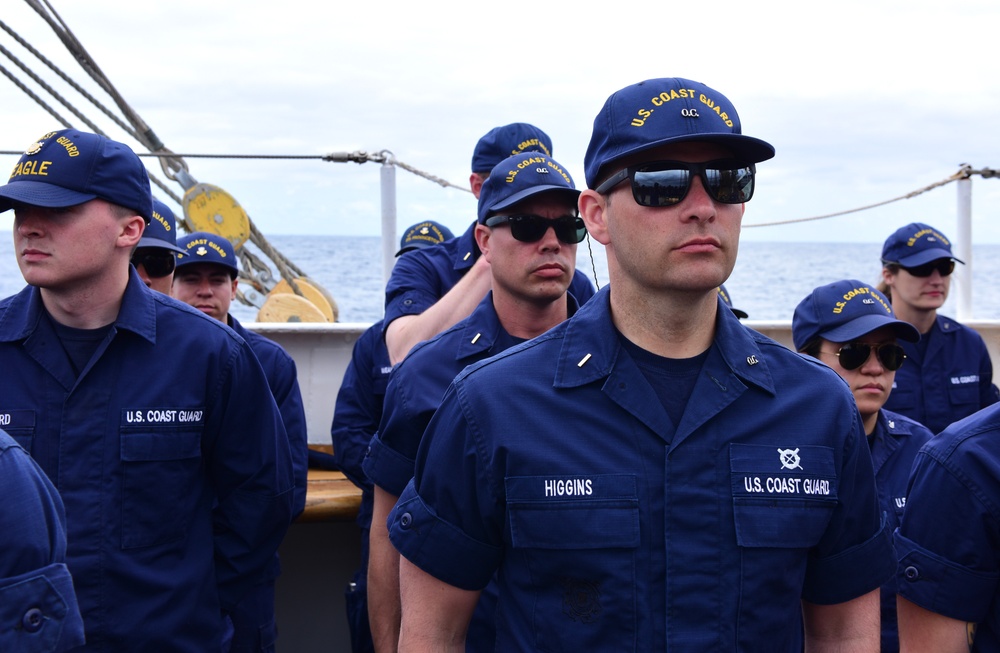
471, 123, 553, 174
478, 152, 580, 223
175, 231, 239, 278
792, 279, 920, 351
396, 220, 455, 256
0, 129, 153, 223
584, 78, 776, 188
137, 199, 186, 253
881, 222, 964, 267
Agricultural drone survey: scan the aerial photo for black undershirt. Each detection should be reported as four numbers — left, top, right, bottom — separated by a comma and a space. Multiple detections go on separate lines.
618, 333, 710, 427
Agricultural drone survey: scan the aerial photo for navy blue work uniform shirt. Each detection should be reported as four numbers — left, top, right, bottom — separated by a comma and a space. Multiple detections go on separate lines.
227, 316, 308, 653
0, 271, 295, 651
330, 319, 391, 653
870, 410, 934, 653
230, 316, 308, 519
390, 287, 893, 652
383, 221, 595, 330
0, 428, 84, 652
367, 292, 575, 651
895, 404, 1000, 652
883, 314, 999, 434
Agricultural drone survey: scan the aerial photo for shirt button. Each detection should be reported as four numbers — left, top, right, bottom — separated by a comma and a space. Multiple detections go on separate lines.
400, 512, 413, 528
904, 565, 919, 581
22, 607, 44, 632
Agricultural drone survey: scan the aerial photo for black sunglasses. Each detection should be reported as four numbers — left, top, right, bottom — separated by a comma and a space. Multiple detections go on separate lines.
900, 259, 955, 278
131, 249, 176, 278
595, 160, 755, 207
484, 214, 587, 244
823, 342, 907, 371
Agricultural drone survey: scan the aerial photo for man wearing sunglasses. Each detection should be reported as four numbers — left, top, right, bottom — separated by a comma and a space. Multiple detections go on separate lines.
0, 129, 294, 651
879, 222, 998, 433
130, 198, 186, 294
793, 279, 933, 652
382, 123, 596, 365
366, 151, 582, 652
172, 230, 308, 653
388, 79, 892, 652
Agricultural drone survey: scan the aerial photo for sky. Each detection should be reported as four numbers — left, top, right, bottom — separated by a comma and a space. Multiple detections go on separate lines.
2, 0, 1000, 246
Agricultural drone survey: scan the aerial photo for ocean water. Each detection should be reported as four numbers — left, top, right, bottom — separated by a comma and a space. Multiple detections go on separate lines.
2, 235, 999, 323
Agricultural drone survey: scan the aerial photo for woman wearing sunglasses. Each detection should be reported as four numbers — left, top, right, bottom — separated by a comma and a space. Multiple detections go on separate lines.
877, 222, 999, 433
793, 279, 933, 653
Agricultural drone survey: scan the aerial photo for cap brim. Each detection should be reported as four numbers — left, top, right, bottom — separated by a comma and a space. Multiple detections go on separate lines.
488, 186, 581, 216
822, 314, 921, 343
893, 248, 964, 267
136, 238, 186, 254
0, 180, 97, 211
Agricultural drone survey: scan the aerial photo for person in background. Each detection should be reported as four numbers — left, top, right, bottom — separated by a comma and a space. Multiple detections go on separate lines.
0, 428, 84, 652
793, 279, 933, 652
387, 78, 891, 652
0, 128, 293, 650
717, 284, 747, 318
330, 219, 454, 653
172, 230, 308, 653
367, 151, 583, 652
895, 406, 1000, 652
879, 222, 999, 433
130, 197, 186, 294
382, 122, 596, 364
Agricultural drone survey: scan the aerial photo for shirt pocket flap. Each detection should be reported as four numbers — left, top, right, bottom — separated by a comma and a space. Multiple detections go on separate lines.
507, 474, 639, 550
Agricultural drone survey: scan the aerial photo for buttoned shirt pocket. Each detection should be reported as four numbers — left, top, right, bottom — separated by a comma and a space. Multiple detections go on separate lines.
947, 375, 980, 410
120, 426, 202, 549
730, 444, 839, 548
506, 474, 639, 649
0, 409, 37, 452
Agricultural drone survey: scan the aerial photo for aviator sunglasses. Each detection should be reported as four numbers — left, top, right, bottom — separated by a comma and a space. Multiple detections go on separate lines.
595, 160, 756, 207
899, 259, 955, 278
484, 214, 587, 245
823, 342, 907, 371
131, 249, 176, 278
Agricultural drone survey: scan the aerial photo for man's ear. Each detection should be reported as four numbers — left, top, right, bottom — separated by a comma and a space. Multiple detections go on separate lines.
118, 215, 146, 249
474, 223, 492, 263
579, 190, 610, 246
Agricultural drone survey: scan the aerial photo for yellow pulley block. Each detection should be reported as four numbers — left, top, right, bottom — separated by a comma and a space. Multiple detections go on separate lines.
270, 278, 339, 322
182, 183, 251, 249
256, 293, 328, 323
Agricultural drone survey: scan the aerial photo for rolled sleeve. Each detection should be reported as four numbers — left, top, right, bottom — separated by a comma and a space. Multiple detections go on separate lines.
363, 433, 416, 497
895, 531, 999, 622
803, 513, 894, 604
388, 483, 502, 591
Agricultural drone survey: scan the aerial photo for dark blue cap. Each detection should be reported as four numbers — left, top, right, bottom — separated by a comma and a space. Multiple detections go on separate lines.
881, 222, 964, 267
471, 123, 552, 173
584, 78, 775, 188
0, 129, 153, 223
396, 220, 454, 256
792, 279, 920, 351
175, 231, 238, 277
718, 285, 748, 319
137, 199, 186, 253
478, 152, 580, 223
